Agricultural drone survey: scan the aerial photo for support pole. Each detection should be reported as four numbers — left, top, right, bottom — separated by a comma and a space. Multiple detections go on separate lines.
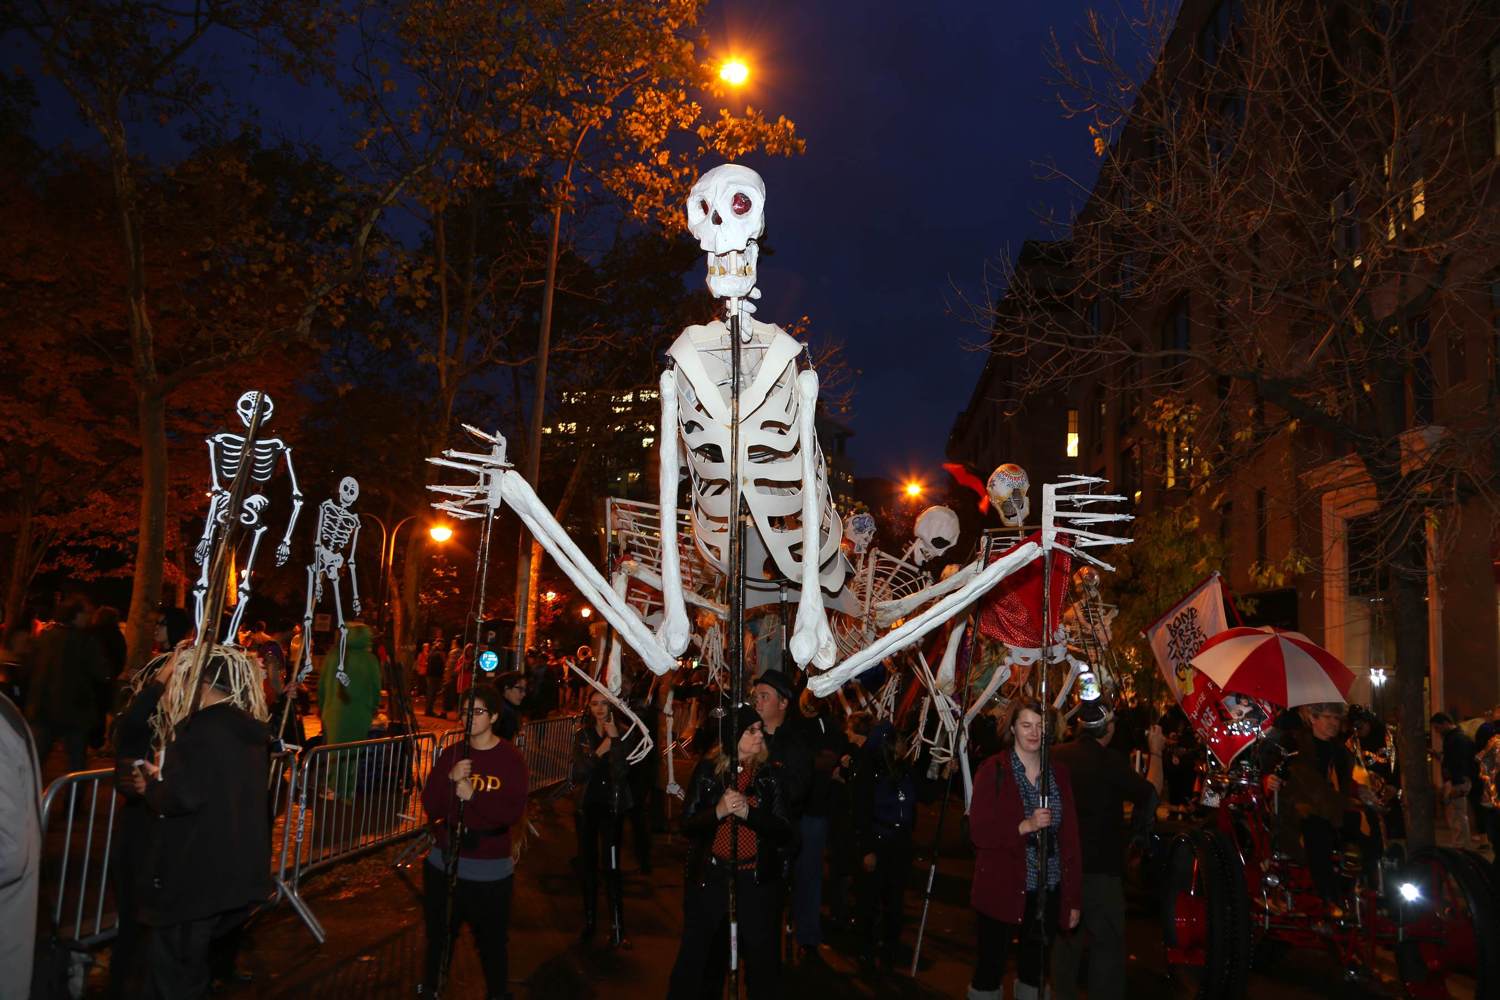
910, 533, 993, 976
1031, 537, 1055, 968
725, 298, 747, 1000
435, 503, 497, 998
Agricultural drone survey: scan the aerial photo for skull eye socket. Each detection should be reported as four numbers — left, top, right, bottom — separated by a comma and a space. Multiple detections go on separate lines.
931, 536, 952, 550
698, 198, 709, 216
731, 192, 752, 216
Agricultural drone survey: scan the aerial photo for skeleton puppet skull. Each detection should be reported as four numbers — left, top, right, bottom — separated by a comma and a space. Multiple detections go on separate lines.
686, 164, 765, 300
235, 390, 274, 428
912, 505, 960, 566
337, 476, 359, 509
986, 463, 1030, 528
844, 511, 877, 557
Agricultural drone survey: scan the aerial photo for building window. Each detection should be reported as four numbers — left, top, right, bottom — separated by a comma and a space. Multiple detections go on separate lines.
1254, 488, 1268, 567
1491, 45, 1500, 158
1408, 313, 1434, 425
1066, 409, 1079, 458
1383, 133, 1426, 240
1331, 183, 1362, 268
641, 436, 655, 449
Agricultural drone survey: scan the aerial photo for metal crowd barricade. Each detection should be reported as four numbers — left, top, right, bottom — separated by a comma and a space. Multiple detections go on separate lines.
275, 731, 436, 942
38, 768, 121, 950
38, 751, 298, 953
523, 715, 577, 792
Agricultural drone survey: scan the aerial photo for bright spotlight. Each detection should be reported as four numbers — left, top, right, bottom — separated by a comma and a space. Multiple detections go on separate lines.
1398, 882, 1422, 903
428, 523, 454, 543
719, 58, 750, 87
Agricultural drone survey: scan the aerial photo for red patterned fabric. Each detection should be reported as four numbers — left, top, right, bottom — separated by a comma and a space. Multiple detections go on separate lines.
710, 766, 759, 864
977, 533, 1072, 648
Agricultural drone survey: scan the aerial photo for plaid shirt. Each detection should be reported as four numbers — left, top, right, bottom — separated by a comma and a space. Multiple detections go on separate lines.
1009, 751, 1062, 891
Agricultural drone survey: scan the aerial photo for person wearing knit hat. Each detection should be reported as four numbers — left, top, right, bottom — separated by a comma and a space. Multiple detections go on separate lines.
669, 701, 793, 999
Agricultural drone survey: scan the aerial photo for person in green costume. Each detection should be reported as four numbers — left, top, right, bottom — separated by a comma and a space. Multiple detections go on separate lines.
318, 622, 383, 799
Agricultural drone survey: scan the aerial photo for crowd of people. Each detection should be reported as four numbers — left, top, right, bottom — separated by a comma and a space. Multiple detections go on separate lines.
4, 589, 1499, 999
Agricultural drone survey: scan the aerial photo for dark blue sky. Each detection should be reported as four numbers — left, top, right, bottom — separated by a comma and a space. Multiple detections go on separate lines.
11, 1, 1115, 482
703, 2, 1109, 481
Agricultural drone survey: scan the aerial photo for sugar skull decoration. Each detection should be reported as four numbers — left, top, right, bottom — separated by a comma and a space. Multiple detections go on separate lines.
844, 511, 878, 557
987, 463, 1031, 528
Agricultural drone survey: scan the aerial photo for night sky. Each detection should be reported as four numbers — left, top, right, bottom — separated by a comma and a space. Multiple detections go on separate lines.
11, 1, 1117, 481
705, 2, 1110, 480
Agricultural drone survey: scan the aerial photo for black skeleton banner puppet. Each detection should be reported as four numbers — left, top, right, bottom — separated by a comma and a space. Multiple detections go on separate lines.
192, 391, 303, 641
301, 476, 363, 687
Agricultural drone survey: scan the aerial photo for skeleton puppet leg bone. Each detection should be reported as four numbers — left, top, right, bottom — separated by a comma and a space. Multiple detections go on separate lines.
789, 369, 836, 670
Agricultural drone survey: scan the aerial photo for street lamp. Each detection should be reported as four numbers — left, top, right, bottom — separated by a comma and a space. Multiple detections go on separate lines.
358, 513, 454, 635
1370, 666, 1388, 719
428, 523, 453, 543
903, 480, 925, 500
719, 58, 750, 87
580, 606, 593, 620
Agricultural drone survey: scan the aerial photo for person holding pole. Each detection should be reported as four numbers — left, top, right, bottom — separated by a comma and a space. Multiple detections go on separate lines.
667, 708, 791, 999
571, 690, 633, 947
967, 699, 1082, 1000
418, 683, 527, 999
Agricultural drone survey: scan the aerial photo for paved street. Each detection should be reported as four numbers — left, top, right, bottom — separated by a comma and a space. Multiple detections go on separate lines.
201, 783, 1455, 999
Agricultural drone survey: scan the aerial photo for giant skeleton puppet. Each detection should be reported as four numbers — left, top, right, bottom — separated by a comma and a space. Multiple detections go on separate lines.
192, 391, 303, 641
301, 477, 363, 687
426, 164, 1128, 728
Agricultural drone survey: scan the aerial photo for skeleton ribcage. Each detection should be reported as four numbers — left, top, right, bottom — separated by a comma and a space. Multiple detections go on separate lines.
671, 324, 845, 594
211, 434, 285, 484
831, 551, 929, 660
605, 497, 721, 620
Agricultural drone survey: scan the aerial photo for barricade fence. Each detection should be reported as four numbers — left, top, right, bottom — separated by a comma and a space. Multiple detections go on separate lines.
37, 715, 578, 953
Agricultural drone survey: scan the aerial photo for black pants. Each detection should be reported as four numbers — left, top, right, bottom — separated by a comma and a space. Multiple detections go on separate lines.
668, 863, 784, 1000
575, 801, 624, 884
1051, 874, 1126, 1000
108, 800, 151, 999
145, 908, 249, 1000
423, 674, 443, 715
971, 890, 1060, 992
628, 761, 657, 868
421, 862, 513, 998
857, 833, 911, 960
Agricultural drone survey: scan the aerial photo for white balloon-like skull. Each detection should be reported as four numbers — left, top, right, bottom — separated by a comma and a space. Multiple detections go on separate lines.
337, 476, 359, 508
986, 463, 1030, 528
843, 511, 877, 557
235, 390, 274, 428
912, 505, 960, 566
686, 163, 765, 300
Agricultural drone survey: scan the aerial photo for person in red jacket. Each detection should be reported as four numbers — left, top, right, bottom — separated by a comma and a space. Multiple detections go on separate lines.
419, 683, 528, 999
968, 698, 1082, 1000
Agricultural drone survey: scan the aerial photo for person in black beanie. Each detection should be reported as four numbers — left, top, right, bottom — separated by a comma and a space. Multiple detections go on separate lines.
668, 704, 793, 999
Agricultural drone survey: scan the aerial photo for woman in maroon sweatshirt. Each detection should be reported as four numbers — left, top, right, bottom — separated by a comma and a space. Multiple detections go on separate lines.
419, 683, 528, 999
967, 699, 1082, 1000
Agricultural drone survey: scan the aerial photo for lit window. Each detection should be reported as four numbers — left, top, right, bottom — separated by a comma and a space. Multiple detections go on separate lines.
641, 436, 655, 448
1066, 409, 1079, 458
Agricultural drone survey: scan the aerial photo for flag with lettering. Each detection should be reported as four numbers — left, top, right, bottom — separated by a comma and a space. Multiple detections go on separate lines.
1143, 572, 1230, 705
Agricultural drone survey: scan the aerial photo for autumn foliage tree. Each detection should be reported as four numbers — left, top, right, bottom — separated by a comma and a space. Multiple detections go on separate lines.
986, 0, 1500, 847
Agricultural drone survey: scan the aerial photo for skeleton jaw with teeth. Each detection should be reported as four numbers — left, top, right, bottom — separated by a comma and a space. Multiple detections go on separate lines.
686, 163, 765, 302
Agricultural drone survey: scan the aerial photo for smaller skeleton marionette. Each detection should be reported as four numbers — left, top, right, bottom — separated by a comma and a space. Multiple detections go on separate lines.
302, 476, 363, 687
191, 391, 303, 642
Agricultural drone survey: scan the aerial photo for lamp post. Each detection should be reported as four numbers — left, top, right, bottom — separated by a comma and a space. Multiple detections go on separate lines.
358, 513, 454, 637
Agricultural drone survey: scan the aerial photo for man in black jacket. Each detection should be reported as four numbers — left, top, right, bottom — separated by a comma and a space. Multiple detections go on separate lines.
1049, 701, 1164, 1000
135, 646, 272, 999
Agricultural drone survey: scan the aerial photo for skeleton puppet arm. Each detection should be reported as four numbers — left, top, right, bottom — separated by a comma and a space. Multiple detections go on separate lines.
347, 516, 362, 616
875, 561, 980, 628
195, 437, 225, 564
620, 560, 727, 618
497, 470, 678, 675
655, 369, 692, 656
806, 540, 1040, 697
788, 368, 836, 670
277, 447, 304, 566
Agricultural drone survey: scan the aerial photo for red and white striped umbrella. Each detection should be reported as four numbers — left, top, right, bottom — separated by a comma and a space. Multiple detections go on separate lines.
1189, 626, 1354, 708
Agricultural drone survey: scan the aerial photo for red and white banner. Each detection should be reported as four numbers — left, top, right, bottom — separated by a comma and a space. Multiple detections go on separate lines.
1142, 572, 1230, 704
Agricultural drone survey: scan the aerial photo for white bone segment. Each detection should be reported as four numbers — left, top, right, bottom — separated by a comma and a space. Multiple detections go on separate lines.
936, 620, 967, 696
301, 477, 362, 687
656, 369, 691, 656
789, 368, 835, 669
875, 561, 980, 627
497, 469, 678, 675
572, 656, 653, 765
806, 541, 1041, 697
621, 561, 727, 618
606, 570, 629, 695
663, 688, 683, 799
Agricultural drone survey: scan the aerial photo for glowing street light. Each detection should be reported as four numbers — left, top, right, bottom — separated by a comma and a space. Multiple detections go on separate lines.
904, 480, 925, 500
580, 606, 594, 620
543, 590, 558, 603
428, 523, 454, 543
719, 58, 750, 87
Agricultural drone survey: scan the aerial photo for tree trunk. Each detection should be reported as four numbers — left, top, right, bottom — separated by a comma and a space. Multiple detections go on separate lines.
125, 388, 168, 671
1391, 536, 1436, 849
513, 199, 566, 659
3, 477, 39, 644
